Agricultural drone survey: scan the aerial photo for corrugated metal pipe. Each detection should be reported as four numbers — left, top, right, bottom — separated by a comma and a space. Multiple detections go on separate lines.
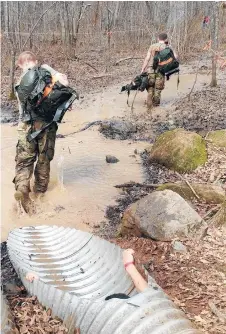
7, 226, 200, 333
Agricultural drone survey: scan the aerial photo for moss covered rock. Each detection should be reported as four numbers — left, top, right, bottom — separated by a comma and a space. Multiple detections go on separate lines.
157, 183, 225, 204
148, 128, 207, 173
207, 130, 226, 148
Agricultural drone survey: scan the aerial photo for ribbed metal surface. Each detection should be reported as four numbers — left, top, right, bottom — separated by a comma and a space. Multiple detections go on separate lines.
7, 225, 135, 299
1, 292, 12, 333
7, 226, 200, 334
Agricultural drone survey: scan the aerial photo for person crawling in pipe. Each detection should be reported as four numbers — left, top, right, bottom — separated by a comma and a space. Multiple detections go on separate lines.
25, 248, 148, 299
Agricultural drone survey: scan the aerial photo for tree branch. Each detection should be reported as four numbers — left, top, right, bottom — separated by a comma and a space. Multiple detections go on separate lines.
22, 1, 57, 50
114, 57, 143, 66
115, 182, 161, 189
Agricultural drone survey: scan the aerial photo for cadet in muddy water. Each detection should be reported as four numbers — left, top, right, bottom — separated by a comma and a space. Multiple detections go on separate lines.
13, 51, 77, 214
141, 33, 179, 109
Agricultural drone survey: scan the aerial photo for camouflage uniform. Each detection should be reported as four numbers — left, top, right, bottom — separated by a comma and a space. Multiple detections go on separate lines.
14, 64, 58, 212
147, 72, 165, 108
146, 42, 166, 109
14, 120, 57, 195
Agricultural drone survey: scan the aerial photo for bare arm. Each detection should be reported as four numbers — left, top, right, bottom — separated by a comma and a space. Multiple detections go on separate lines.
42, 64, 69, 86
123, 249, 148, 293
141, 49, 152, 74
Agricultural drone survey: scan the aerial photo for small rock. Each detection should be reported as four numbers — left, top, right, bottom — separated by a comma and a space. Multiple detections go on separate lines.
106, 155, 119, 163
172, 241, 187, 253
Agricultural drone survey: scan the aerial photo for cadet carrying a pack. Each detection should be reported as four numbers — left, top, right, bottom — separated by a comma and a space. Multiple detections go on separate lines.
141, 33, 179, 110
14, 51, 78, 214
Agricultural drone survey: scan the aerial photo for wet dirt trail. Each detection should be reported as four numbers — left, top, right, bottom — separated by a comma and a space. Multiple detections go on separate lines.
1, 71, 210, 241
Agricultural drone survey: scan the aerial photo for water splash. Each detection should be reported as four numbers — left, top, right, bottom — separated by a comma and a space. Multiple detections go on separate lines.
57, 155, 65, 189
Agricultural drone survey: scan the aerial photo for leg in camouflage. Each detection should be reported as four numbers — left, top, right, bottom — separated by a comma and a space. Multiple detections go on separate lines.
34, 122, 57, 194
147, 87, 154, 110
14, 122, 37, 214
147, 73, 156, 110
153, 73, 165, 106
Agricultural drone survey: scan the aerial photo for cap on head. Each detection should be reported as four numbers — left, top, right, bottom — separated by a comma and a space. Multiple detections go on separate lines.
17, 51, 37, 67
158, 33, 168, 41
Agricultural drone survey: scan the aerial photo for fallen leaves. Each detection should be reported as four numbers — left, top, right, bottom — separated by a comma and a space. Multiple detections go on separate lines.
7, 295, 69, 334
112, 225, 226, 333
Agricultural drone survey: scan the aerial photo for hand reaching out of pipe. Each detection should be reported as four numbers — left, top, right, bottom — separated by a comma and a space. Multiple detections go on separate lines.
123, 248, 135, 266
122, 249, 148, 293
25, 272, 39, 282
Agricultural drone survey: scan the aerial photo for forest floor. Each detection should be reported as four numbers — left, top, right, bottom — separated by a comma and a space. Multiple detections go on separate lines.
1, 47, 226, 333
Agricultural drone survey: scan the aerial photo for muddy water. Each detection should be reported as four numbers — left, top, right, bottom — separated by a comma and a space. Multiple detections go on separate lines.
1, 72, 209, 241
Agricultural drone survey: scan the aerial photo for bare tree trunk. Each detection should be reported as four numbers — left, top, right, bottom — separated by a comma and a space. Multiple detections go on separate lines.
113, 1, 120, 27
145, 1, 154, 22
9, 49, 16, 100
210, 2, 220, 87
60, 2, 66, 44
73, 1, 84, 50
16, 1, 21, 50
5, 2, 16, 100
5, 1, 9, 36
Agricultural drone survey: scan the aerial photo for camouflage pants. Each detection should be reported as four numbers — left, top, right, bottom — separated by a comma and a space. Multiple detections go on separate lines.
14, 121, 57, 194
147, 72, 165, 109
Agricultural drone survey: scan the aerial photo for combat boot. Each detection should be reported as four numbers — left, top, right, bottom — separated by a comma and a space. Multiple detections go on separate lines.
153, 96, 160, 106
14, 190, 36, 215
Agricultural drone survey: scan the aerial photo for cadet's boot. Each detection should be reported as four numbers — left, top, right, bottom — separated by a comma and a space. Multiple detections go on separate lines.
153, 96, 160, 106
14, 190, 36, 215
33, 185, 45, 201
32, 191, 44, 202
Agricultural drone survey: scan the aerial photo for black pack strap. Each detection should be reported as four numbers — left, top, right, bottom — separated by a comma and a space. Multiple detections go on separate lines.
165, 68, 180, 81
177, 71, 180, 90
53, 93, 78, 122
27, 121, 53, 142
27, 92, 78, 142
127, 88, 131, 106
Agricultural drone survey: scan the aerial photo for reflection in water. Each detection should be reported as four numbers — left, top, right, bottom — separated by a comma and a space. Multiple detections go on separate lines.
1, 73, 209, 241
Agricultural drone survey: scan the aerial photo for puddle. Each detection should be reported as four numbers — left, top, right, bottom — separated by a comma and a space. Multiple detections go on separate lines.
1, 72, 209, 241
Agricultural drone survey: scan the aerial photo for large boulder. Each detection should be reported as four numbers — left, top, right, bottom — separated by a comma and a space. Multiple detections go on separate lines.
157, 183, 225, 204
99, 120, 137, 140
207, 130, 226, 148
120, 190, 203, 241
147, 128, 207, 173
